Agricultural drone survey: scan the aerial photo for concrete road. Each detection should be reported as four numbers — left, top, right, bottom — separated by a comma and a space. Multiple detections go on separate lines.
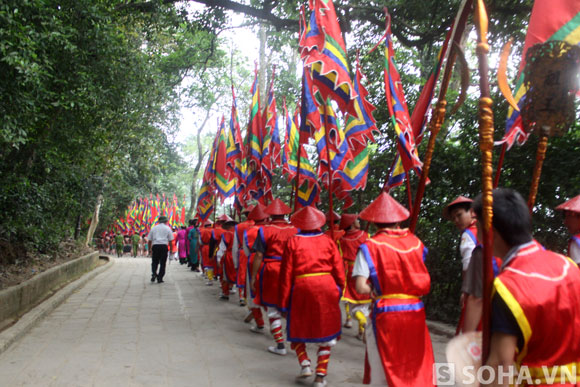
0, 257, 450, 386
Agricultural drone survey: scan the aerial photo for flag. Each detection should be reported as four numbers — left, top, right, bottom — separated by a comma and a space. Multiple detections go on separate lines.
299, 70, 322, 141
296, 180, 321, 208
385, 23, 451, 191
343, 56, 378, 152
501, 0, 580, 148
314, 98, 353, 183
282, 101, 318, 184
265, 70, 281, 168
383, 12, 423, 180
247, 65, 263, 170
214, 117, 235, 202
300, 0, 357, 116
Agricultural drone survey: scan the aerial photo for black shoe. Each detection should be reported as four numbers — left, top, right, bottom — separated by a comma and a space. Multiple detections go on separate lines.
157, 279, 164, 283
151, 274, 156, 282
219, 295, 229, 301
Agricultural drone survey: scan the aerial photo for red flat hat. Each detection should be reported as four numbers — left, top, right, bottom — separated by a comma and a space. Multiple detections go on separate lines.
291, 206, 326, 230
339, 213, 358, 230
217, 214, 233, 222
325, 210, 341, 222
265, 198, 292, 215
443, 196, 473, 220
248, 203, 269, 221
556, 194, 580, 213
359, 192, 410, 224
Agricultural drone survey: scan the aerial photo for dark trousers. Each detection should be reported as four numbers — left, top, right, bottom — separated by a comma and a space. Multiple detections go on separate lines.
151, 244, 168, 280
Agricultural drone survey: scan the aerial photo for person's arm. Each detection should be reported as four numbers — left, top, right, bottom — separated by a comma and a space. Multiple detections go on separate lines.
353, 249, 371, 295
463, 295, 483, 332
250, 251, 263, 292
232, 228, 240, 269
486, 333, 518, 386
148, 240, 152, 256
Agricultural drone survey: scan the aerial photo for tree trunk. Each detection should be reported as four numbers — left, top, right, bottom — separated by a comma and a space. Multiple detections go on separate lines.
85, 193, 103, 247
187, 109, 212, 219
258, 23, 268, 104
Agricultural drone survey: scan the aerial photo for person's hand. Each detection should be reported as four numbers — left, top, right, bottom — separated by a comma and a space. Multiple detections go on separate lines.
281, 311, 287, 319
459, 292, 465, 306
250, 277, 256, 293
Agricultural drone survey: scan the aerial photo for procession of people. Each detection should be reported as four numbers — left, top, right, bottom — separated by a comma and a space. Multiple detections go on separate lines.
124, 190, 580, 386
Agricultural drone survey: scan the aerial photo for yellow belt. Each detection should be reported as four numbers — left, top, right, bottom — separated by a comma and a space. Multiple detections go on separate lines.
376, 293, 419, 300
295, 272, 331, 279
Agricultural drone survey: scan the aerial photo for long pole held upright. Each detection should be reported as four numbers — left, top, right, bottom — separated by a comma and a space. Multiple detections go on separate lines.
323, 99, 335, 241
408, 0, 473, 232
474, 0, 495, 362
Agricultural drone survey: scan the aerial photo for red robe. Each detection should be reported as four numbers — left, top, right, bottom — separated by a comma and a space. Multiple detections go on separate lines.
220, 230, 236, 284
255, 220, 297, 308
211, 227, 225, 276
324, 226, 345, 243
278, 231, 345, 342
359, 228, 435, 386
339, 229, 371, 304
494, 242, 580, 386
234, 220, 255, 289
244, 225, 261, 299
200, 228, 213, 269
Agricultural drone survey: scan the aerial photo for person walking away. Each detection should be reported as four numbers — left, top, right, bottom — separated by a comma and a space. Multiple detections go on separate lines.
278, 206, 345, 387
475, 189, 580, 386
353, 192, 435, 386
188, 219, 201, 271
131, 232, 140, 257
147, 216, 174, 283
168, 227, 178, 262
115, 233, 124, 258
177, 226, 187, 264
250, 198, 297, 356
338, 213, 370, 340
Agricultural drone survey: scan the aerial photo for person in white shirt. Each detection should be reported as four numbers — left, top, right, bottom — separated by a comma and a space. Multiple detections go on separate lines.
147, 216, 174, 283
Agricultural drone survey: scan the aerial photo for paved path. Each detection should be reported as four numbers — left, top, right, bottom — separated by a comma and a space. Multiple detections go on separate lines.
0, 257, 450, 386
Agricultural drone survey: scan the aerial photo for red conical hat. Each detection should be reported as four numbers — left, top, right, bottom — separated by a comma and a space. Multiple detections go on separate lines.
217, 214, 233, 222
203, 220, 213, 227
556, 194, 580, 214
242, 204, 255, 214
291, 206, 326, 230
339, 213, 358, 230
248, 203, 269, 221
325, 210, 341, 223
443, 196, 473, 220
359, 192, 409, 224
265, 198, 292, 215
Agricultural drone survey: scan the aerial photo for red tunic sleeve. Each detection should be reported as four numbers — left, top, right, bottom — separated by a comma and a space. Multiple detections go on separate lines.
278, 236, 295, 312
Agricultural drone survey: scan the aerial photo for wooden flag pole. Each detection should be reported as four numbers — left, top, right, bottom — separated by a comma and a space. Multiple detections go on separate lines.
473, 0, 494, 362
323, 99, 335, 241
527, 133, 549, 212
408, 0, 473, 232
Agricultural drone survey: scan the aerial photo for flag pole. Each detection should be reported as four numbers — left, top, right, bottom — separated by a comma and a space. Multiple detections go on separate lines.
408, 0, 473, 232
527, 133, 549, 212
294, 111, 303, 212
473, 0, 494, 361
323, 99, 335, 241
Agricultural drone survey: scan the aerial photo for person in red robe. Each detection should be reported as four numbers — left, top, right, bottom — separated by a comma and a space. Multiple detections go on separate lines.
324, 210, 345, 243
477, 188, 580, 387
250, 198, 297, 356
199, 220, 214, 285
211, 214, 232, 284
233, 206, 255, 307
243, 203, 269, 332
215, 220, 237, 301
338, 213, 370, 340
556, 193, 580, 264
353, 192, 435, 386
278, 206, 345, 387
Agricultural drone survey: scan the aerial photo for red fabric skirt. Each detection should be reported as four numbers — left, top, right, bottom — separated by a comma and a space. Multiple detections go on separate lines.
201, 245, 210, 269
369, 300, 435, 386
222, 253, 236, 284
257, 259, 282, 307
286, 274, 342, 343
342, 261, 371, 304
